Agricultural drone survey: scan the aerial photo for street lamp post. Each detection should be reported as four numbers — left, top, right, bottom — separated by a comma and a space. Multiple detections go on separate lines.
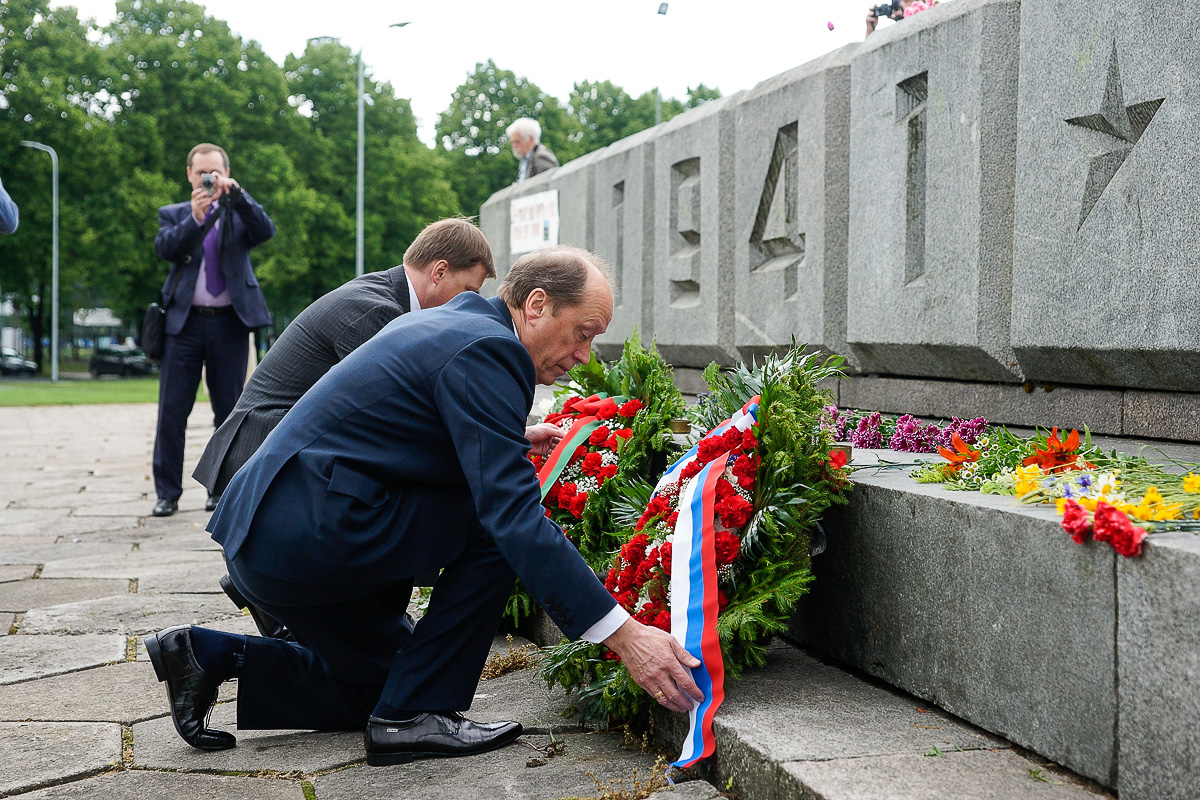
356, 21, 410, 277
19, 140, 59, 382
655, 4, 668, 126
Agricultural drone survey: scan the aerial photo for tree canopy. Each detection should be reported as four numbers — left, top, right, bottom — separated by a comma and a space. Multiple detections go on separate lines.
0, 0, 718, 371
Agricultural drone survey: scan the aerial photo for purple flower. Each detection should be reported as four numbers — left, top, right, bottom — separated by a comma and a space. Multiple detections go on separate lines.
889, 414, 940, 453
850, 412, 884, 449
820, 405, 848, 441
933, 417, 988, 449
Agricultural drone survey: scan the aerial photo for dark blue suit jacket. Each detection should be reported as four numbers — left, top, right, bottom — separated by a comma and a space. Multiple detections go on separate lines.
154, 190, 274, 335
207, 293, 617, 640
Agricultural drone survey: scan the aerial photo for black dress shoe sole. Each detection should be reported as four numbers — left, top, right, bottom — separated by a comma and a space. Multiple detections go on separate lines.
365, 728, 522, 767
145, 625, 236, 752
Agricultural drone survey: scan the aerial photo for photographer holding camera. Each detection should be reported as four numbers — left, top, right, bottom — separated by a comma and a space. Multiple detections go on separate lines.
149, 143, 274, 517
865, 0, 915, 37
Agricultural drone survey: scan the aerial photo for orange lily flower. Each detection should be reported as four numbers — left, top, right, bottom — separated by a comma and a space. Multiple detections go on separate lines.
1022, 427, 1093, 473
937, 433, 981, 475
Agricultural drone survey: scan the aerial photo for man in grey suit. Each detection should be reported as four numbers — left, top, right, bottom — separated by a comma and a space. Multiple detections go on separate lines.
507, 118, 559, 183
194, 218, 494, 506
193, 218, 496, 638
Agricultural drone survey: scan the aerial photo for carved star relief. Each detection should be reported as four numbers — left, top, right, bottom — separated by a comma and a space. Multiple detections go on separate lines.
1065, 42, 1164, 229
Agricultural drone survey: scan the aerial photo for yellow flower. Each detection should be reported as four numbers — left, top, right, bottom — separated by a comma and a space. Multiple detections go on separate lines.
1184, 473, 1200, 494
1153, 502, 1184, 521
1014, 464, 1042, 497
1078, 497, 1099, 512
1143, 486, 1164, 505
1055, 497, 1070, 514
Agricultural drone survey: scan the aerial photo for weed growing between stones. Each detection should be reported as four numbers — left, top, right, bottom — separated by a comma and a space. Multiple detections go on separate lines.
558, 757, 670, 800
481, 634, 540, 679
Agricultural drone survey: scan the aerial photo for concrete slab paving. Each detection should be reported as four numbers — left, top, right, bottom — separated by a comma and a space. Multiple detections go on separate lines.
0, 579, 130, 614
312, 732, 663, 800
0, 721, 122, 797
19, 593, 241, 636
8, 770, 307, 799
1, 613, 13, 634
40, 551, 226, 594
782, 749, 1108, 800
132, 702, 363, 774
472, 657, 590, 735
9, 492, 148, 510
646, 782, 724, 800
0, 517, 138, 540
0, 634, 126, 685
0, 542, 137, 568
0, 565, 37, 583
0, 661, 165, 724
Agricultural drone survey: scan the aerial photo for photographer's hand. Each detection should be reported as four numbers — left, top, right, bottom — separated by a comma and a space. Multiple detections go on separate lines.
865, 7, 878, 36
190, 187, 217, 223
213, 175, 242, 203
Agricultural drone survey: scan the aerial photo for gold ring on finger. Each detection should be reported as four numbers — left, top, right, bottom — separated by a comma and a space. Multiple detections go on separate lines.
653, 690, 665, 700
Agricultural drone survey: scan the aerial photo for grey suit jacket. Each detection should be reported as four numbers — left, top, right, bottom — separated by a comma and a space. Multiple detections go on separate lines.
526, 143, 559, 180
193, 266, 411, 495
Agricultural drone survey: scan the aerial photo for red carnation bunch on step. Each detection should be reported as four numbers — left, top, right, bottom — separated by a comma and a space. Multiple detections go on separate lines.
532, 396, 643, 540
1060, 499, 1148, 558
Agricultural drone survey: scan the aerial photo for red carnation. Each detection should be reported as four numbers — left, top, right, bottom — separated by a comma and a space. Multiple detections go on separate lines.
660, 542, 673, 576
1061, 500, 1092, 545
651, 609, 671, 632
716, 494, 752, 530
581, 452, 603, 476
619, 399, 643, 417
666, 510, 679, 528
1110, 517, 1148, 558
732, 454, 757, 490
680, 461, 703, 482
717, 588, 730, 611
615, 428, 634, 441
1092, 502, 1122, 545
714, 529, 741, 566
570, 446, 587, 463
544, 481, 561, 506
741, 428, 758, 452
596, 399, 619, 421
588, 426, 611, 446
605, 435, 619, 450
828, 449, 849, 470
697, 436, 727, 464
722, 427, 744, 453
604, 568, 619, 591
621, 533, 650, 565
569, 492, 589, 518
599, 464, 619, 482
559, 482, 578, 500
563, 396, 581, 413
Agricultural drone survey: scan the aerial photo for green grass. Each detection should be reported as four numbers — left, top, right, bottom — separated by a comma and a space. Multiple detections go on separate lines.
0, 376, 206, 407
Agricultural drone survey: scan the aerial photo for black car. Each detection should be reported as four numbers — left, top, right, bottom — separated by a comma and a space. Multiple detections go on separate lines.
89, 345, 157, 377
0, 346, 37, 376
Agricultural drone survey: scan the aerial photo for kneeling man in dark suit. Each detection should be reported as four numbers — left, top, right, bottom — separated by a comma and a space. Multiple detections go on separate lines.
145, 246, 703, 764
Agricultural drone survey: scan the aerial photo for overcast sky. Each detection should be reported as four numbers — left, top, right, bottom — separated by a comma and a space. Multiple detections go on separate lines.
51, 0, 906, 146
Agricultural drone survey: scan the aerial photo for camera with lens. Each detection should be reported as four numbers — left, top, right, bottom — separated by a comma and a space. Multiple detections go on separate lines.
871, 0, 901, 19
201, 173, 217, 196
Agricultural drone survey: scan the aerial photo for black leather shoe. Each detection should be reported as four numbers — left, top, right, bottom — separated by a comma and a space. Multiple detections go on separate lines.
144, 625, 236, 751
364, 713, 522, 766
218, 574, 296, 642
152, 498, 178, 517
205, 493, 220, 512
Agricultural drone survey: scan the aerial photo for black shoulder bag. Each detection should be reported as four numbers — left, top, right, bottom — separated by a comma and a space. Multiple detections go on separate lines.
141, 207, 222, 360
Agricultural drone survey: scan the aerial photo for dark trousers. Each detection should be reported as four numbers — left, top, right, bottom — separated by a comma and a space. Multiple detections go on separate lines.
228, 526, 516, 731
153, 308, 249, 500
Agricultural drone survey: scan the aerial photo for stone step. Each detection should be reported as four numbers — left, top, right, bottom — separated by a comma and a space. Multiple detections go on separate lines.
653, 640, 1111, 800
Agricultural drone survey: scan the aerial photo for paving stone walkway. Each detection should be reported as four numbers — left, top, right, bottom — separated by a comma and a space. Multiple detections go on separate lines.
0, 402, 683, 799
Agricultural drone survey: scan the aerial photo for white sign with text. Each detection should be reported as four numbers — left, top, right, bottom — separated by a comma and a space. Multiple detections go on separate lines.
510, 190, 559, 255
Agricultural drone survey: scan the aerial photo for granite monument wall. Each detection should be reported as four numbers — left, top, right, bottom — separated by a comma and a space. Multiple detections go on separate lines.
479, 0, 1200, 433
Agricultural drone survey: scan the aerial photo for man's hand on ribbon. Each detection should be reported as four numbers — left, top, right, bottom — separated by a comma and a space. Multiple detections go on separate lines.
525, 422, 565, 458
603, 618, 704, 713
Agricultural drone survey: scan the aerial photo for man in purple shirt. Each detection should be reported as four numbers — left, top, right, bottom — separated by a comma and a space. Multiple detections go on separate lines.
150, 144, 274, 517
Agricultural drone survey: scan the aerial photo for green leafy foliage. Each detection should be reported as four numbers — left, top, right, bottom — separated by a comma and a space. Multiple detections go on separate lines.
542, 343, 851, 725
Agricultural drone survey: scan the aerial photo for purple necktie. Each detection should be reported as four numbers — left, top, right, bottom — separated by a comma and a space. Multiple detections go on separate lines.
203, 205, 225, 296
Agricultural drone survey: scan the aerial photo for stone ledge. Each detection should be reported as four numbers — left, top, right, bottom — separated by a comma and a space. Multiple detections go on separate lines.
786, 452, 1200, 797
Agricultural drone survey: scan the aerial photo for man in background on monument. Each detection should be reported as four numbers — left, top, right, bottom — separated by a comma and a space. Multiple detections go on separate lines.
193, 218, 497, 639
508, 117, 558, 183
151, 143, 274, 518
0, 173, 18, 234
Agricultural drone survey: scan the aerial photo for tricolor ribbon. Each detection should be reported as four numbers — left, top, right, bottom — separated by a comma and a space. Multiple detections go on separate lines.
536, 394, 627, 500
660, 396, 760, 767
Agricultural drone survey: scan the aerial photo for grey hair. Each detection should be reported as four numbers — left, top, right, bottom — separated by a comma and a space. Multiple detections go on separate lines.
505, 117, 542, 143
498, 246, 612, 311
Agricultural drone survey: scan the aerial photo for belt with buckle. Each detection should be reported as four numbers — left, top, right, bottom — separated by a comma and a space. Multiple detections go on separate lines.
191, 306, 233, 317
